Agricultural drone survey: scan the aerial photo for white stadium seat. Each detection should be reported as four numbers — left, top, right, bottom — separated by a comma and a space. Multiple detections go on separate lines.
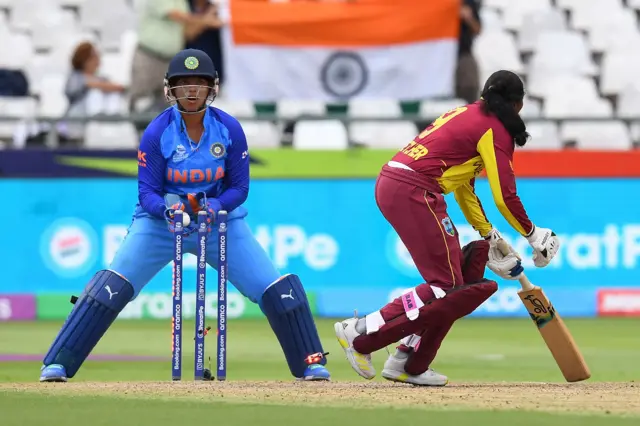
539, 77, 613, 119
629, 122, 640, 144
38, 74, 69, 118
483, 0, 510, 11
522, 121, 564, 150
99, 52, 132, 87
561, 121, 632, 150
420, 99, 467, 119
239, 121, 282, 148
589, 23, 640, 54
293, 120, 348, 150
349, 121, 418, 149
0, 33, 34, 69
80, 0, 130, 31
601, 52, 640, 97
502, 0, 551, 31
617, 86, 640, 119
9, 0, 61, 32
529, 31, 597, 76
545, 94, 613, 120
31, 9, 79, 51
348, 99, 402, 118
520, 96, 541, 119
84, 121, 139, 149
276, 100, 326, 120
570, 0, 627, 31
101, 13, 137, 51
0, 10, 8, 27
473, 30, 525, 79
213, 100, 256, 118
0, 97, 38, 140
479, 8, 504, 31
59, 0, 87, 7
518, 8, 566, 52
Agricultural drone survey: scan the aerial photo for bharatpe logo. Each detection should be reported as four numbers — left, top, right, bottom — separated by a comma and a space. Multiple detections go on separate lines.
196, 304, 205, 370
198, 236, 206, 301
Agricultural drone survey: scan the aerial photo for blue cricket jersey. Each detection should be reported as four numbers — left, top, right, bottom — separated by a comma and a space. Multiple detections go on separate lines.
135, 106, 249, 219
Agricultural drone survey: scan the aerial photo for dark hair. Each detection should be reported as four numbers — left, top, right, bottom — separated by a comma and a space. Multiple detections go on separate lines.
480, 70, 530, 147
71, 42, 96, 71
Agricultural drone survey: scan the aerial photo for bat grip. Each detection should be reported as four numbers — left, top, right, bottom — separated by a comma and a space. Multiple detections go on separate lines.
518, 274, 535, 291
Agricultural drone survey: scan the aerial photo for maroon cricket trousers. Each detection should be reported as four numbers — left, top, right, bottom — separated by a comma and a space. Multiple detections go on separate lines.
357, 165, 493, 374
375, 166, 465, 289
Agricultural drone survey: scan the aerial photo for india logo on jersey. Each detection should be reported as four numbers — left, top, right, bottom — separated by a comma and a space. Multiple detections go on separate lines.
211, 142, 226, 159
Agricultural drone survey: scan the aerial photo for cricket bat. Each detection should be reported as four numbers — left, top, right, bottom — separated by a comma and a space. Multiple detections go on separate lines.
497, 240, 591, 383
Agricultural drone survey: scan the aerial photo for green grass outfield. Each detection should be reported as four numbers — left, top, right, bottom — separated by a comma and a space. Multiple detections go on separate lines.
1, 318, 639, 426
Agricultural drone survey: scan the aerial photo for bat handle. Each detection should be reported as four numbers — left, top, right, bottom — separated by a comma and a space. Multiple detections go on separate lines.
496, 239, 536, 292
518, 274, 535, 291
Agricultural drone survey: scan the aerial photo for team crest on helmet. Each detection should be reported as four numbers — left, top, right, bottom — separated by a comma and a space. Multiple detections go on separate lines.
210, 142, 226, 159
441, 217, 455, 237
184, 56, 199, 70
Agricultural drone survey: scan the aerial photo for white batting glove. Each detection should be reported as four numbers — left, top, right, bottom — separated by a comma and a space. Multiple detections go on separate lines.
526, 226, 560, 267
487, 245, 524, 280
484, 228, 521, 259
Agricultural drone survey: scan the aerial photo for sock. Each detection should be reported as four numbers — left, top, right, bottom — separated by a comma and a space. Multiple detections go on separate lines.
355, 318, 367, 334
394, 349, 409, 359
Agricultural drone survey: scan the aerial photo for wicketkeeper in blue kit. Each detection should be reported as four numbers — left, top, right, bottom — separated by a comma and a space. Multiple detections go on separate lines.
39, 49, 331, 382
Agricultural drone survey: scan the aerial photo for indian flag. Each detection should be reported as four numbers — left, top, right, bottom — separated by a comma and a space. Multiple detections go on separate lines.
220, 0, 460, 101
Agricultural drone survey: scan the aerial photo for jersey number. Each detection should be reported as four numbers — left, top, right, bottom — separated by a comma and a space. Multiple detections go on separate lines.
399, 106, 468, 161
418, 106, 468, 140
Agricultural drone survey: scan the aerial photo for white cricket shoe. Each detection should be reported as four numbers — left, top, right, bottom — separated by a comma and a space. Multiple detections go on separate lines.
334, 318, 376, 379
382, 353, 448, 386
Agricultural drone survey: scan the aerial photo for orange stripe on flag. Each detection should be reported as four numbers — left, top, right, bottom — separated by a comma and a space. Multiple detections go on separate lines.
230, 0, 461, 47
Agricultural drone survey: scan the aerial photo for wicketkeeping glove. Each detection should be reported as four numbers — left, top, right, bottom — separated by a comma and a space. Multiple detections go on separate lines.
186, 192, 221, 232
163, 194, 197, 235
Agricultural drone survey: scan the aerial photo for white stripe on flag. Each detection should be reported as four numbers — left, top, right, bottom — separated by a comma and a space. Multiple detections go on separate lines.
222, 30, 456, 101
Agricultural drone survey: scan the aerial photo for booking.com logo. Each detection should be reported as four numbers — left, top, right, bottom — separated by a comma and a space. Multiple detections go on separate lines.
40, 218, 98, 278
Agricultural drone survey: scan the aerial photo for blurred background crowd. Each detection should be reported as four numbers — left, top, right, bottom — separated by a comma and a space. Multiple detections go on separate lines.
0, 0, 638, 150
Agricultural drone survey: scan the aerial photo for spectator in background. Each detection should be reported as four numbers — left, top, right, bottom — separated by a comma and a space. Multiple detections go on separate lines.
456, 0, 482, 104
66, 42, 126, 115
187, 0, 225, 85
63, 42, 126, 140
129, 0, 223, 114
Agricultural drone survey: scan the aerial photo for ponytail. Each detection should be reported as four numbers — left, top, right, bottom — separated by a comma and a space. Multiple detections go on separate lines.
480, 71, 530, 147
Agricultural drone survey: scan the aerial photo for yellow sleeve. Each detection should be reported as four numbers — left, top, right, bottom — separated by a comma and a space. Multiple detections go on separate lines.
476, 128, 534, 236
453, 179, 493, 237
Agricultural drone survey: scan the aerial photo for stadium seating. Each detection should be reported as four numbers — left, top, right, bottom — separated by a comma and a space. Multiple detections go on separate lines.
0, 0, 639, 150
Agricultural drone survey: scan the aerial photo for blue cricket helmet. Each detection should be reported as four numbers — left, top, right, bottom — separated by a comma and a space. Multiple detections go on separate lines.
164, 49, 219, 113
165, 48, 218, 82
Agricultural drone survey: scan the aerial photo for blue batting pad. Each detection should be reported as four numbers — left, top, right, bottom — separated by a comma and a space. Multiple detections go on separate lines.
260, 274, 327, 378
42, 269, 134, 378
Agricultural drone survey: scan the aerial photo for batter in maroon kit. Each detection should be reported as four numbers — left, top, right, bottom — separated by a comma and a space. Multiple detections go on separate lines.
335, 70, 560, 386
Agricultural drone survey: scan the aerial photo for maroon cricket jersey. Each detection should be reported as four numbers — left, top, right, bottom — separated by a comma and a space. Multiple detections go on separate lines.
382, 101, 534, 237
